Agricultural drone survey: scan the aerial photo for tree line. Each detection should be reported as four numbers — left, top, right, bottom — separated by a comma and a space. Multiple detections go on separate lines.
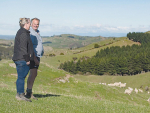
59, 32, 150, 76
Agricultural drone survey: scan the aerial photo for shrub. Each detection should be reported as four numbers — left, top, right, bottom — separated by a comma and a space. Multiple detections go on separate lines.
60, 53, 64, 55
49, 53, 56, 57
94, 44, 99, 48
73, 57, 78, 61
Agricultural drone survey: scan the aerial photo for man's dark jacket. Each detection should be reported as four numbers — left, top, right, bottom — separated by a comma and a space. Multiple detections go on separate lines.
12, 27, 34, 62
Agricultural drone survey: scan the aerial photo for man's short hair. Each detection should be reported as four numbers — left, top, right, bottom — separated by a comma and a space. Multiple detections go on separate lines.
31, 18, 40, 23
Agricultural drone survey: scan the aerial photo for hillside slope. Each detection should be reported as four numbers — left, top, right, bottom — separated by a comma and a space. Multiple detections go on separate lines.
1, 36, 150, 112
42, 37, 140, 68
1, 59, 150, 112
42, 34, 107, 49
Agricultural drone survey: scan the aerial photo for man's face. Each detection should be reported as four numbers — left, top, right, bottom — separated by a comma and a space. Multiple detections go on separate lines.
31, 19, 39, 31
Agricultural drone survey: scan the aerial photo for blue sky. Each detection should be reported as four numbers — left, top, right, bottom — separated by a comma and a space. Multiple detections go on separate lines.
0, 0, 150, 37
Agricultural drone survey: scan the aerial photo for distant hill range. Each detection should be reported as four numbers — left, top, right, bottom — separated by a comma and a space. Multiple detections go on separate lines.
0, 35, 15, 40
0, 34, 115, 49
42, 34, 109, 49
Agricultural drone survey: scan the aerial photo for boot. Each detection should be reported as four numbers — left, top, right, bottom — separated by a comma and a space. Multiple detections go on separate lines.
25, 88, 32, 98
25, 89, 38, 100
16, 93, 32, 102
25, 91, 32, 99
31, 93, 38, 100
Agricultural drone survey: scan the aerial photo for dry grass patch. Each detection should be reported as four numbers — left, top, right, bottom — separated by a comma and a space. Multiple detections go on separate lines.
9, 63, 16, 68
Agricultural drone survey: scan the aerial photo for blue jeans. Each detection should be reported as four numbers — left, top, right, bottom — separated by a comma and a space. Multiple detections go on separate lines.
15, 60, 29, 94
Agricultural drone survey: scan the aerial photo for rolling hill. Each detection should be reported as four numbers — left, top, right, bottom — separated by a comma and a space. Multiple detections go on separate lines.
42, 34, 108, 49
42, 37, 140, 68
1, 36, 150, 112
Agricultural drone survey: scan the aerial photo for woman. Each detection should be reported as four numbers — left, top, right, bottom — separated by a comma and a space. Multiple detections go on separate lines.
12, 18, 34, 102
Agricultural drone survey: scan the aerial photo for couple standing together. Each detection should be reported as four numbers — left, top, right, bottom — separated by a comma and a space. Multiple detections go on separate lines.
12, 18, 44, 102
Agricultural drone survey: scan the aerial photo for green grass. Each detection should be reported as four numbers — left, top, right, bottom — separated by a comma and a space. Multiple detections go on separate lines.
1, 59, 150, 113
77, 37, 125, 51
0, 37, 149, 113
74, 73, 150, 92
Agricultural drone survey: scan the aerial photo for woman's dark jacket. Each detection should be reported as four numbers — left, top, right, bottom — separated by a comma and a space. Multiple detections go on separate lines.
12, 27, 34, 62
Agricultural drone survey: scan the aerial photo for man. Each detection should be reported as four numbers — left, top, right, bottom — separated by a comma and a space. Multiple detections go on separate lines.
26, 18, 44, 99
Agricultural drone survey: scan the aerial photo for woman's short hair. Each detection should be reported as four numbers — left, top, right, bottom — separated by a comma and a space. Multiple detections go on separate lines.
19, 18, 30, 28
31, 18, 40, 23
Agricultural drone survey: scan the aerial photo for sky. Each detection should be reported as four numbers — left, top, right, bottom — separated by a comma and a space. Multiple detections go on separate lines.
0, 0, 150, 37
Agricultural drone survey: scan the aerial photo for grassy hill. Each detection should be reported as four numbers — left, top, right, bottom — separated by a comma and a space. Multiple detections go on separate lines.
1, 59, 150, 113
42, 34, 107, 49
1, 37, 150, 112
42, 37, 140, 68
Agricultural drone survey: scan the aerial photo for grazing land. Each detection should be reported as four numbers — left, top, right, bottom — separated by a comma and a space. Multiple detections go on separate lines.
1, 36, 150, 113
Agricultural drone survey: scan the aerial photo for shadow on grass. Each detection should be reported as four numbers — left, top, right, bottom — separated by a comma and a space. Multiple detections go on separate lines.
33, 94, 61, 98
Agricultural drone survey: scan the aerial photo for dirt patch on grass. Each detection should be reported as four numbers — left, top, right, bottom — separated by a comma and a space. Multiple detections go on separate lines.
11, 74, 17, 76
40, 62, 53, 68
0, 83, 8, 88
95, 91, 102, 100
55, 74, 73, 83
9, 63, 16, 68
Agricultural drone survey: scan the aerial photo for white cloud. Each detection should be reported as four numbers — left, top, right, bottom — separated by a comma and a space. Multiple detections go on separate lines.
40, 23, 150, 35
0, 23, 150, 37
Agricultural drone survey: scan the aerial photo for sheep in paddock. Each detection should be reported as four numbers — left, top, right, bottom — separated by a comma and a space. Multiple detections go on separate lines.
128, 87, 133, 91
120, 83, 126, 88
108, 83, 116, 86
114, 82, 121, 87
134, 88, 138, 94
147, 98, 150, 102
124, 88, 133, 95
99, 83, 106, 85
139, 89, 143, 93
145, 86, 149, 91
101, 83, 106, 85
